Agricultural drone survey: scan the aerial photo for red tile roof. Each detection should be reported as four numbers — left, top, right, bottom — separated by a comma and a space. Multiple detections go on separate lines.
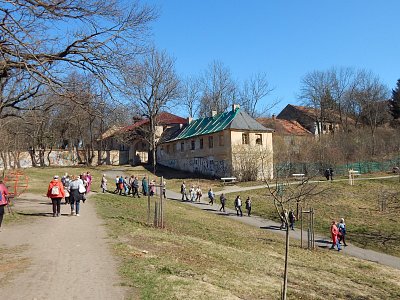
257, 117, 312, 136
122, 112, 187, 132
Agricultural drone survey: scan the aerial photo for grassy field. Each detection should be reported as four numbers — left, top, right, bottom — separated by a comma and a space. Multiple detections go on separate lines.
224, 177, 400, 257
94, 192, 400, 300
3, 166, 400, 299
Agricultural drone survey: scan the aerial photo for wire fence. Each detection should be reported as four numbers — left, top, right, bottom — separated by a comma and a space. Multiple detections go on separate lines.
275, 157, 400, 177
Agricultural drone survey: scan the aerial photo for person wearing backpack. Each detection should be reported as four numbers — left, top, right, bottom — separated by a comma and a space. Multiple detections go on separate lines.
47, 175, 65, 217
0, 179, 10, 231
338, 218, 347, 246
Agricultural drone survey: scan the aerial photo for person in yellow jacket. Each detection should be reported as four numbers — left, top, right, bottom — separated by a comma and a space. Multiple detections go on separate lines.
47, 175, 65, 217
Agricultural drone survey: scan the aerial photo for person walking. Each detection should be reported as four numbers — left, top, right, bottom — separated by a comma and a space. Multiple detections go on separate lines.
69, 175, 84, 216
114, 176, 120, 193
118, 176, 124, 195
195, 186, 202, 202
0, 179, 10, 231
338, 218, 347, 246
162, 180, 166, 199
330, 220, 341, 251
324, 169, 330, 180
149, 180, 155, 196
280, 210, 287, 230
329, 167, 334, 181
288, 210, 296, 230
234, 195, 243, 217
128, 175, 134, 195
47, 175, 65, 217
245, 197, 252, 216
63, 174, 71, 204
86, 171, 92, 193
101, 174, 107, 193
132, 177, 140, 198
208, 188, 215, 205
219, 193, 226, 212
180, 181, 189, 201
141, 176, 148, 196
190, 185, 195, 202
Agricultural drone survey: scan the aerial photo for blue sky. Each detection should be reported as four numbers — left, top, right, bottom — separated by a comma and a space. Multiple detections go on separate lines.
147, 0, 399, 115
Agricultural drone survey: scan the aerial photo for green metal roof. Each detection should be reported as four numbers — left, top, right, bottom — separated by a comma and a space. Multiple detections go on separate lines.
169, 109, 239, 141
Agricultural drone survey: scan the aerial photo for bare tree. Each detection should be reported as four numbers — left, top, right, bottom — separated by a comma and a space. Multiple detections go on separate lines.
198, 61, 237, 116
0, 0, 156, 118
353, 71, 390, 155
239, 72, 276, 117
180, 76, 201, 118
124, 48, 180, 173
265, 169, 326, 300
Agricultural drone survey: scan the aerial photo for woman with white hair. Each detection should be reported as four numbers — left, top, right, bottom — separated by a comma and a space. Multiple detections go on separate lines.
338, 218, 347, 246
101, 174, 107, 193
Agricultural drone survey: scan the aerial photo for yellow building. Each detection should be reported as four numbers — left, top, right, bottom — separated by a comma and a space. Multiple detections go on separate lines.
157, 105, 274, 180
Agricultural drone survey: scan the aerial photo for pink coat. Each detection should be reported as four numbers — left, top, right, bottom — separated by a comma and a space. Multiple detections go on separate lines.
0, 183, 9, 206
331, 223, 339, 244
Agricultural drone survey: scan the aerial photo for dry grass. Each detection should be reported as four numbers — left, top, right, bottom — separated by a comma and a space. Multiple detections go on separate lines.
94, 192, 400, 300
224, 177, 400, 256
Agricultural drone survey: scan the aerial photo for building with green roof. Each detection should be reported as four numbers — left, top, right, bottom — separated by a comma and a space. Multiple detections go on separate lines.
157, 105, 274, 180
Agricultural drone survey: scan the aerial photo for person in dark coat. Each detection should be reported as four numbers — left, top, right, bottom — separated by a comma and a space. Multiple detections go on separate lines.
329, 168, 334, 181
245, 197, 252, 216
288, 210, 296, 230
219, 193, 226, 212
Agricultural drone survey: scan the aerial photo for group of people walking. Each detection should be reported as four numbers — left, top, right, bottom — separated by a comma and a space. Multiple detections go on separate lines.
180, 181, 254, 217
330, 218, 347, 251
113, 175, 166, 199
180, 181, 202, 202
47, 172, 91, 217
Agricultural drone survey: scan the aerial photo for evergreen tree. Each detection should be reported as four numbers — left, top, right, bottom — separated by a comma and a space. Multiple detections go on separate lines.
389, 79, 400, 119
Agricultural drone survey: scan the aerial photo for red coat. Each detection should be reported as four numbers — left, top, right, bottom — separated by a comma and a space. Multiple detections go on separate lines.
331, 223, 339, 244
0, 183, 9, 206
47, 180, 65, 198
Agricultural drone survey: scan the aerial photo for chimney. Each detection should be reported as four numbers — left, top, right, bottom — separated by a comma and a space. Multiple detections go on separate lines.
187, 117, 193, 124
211, 110, 217, 117
232, 104, 240, 111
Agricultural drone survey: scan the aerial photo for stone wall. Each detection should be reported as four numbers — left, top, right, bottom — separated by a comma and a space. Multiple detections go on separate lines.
0, 150, 121, 170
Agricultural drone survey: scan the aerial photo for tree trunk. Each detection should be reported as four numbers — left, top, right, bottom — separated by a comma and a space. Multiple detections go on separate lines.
282, 224, 289, 300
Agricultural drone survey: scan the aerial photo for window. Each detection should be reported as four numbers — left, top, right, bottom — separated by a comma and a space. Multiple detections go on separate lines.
180, 142, 184, 152
219, 134, 224, 146
208, 136, 214, 148
200, 138, 204, 149
255, 134, 262, 145
242, 133, 249, 144
191, 140, 195, 150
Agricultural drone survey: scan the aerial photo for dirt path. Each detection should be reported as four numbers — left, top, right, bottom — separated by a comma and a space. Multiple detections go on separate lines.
0, 193, 127, 300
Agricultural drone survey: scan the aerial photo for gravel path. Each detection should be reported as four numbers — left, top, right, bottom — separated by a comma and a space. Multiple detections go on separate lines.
0, 193, 127, 300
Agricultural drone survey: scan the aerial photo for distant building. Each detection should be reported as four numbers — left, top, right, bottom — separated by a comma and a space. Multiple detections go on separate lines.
100, 112, 188, 165
157, 105, 274, 180
277, 104, 340, 135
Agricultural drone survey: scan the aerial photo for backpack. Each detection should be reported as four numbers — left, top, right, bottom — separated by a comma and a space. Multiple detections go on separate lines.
51, 185, 60, 196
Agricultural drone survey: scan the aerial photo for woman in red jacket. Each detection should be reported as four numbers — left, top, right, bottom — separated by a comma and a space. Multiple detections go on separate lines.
47, 175, 65, 217
330, 220, 341, 251
0, 179, 9, 230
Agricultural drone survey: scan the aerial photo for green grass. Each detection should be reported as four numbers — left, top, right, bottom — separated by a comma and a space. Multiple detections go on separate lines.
94, 192, 400, 300
224, 177, 400, 256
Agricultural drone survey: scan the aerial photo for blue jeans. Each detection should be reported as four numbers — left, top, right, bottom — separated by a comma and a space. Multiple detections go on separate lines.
71, 200, 80, 214
70, 189, 80, 214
